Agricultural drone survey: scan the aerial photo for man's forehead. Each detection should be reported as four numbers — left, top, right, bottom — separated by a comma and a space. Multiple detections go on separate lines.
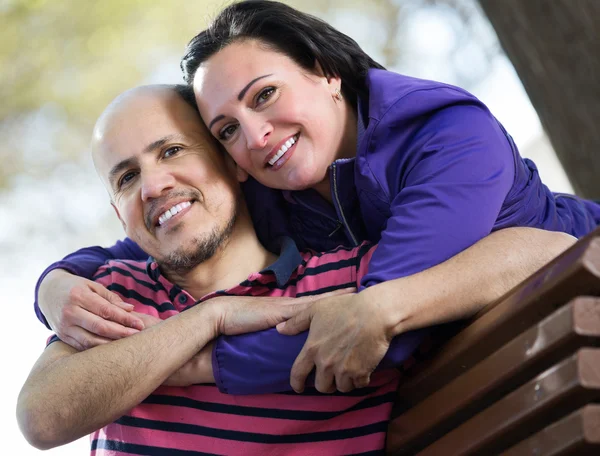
92, 87, 209, 168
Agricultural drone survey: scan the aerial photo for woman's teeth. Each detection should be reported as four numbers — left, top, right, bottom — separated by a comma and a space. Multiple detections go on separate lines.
268, 135, 297, 166
158, 201, 191, 226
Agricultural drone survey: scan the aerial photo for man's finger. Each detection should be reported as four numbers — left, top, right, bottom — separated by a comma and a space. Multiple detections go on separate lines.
276, 308, 313, 335
290, 349, 315, 393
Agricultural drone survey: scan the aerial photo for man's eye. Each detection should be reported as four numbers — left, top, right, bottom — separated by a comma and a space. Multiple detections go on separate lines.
164, 146, 182, 158
256, 87, 275, 105
118, 171, 137, 188
219, 124, 238, 140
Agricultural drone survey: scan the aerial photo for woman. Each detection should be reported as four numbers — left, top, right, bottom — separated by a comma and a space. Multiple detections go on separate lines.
36, 1, 596, 394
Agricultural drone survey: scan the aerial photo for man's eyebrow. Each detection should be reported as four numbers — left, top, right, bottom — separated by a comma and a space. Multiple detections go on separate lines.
207, 74, 273, 131
108, 157, 137, 189
108, 135, 180, 188
143, 135, 178, 155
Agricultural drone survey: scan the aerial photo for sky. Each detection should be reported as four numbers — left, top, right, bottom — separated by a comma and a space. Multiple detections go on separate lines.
1, 3, 573, 455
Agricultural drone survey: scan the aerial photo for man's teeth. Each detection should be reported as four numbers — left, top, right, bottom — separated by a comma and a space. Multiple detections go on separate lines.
158, 201, 192, 226
268, 135, 297, 166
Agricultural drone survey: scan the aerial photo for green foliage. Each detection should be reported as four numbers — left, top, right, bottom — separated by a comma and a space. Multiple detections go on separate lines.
0, 0, 232, 188
0, 0, 332, 189
0, 0, 224, 121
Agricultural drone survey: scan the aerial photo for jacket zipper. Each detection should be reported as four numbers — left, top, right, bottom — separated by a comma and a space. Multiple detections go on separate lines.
331, 162, 359, 246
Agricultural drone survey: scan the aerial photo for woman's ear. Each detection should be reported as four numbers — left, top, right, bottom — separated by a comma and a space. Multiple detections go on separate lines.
313, 61, 342, 90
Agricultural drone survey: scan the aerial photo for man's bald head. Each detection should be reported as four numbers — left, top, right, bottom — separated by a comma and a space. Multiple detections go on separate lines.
91, 84, 216, 195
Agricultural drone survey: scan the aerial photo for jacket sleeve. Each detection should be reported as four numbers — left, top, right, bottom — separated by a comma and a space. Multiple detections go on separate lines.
212, 327, 426, 395
360, 94, 515, 288
212, 245, 425, 395
34, 238, 147, 328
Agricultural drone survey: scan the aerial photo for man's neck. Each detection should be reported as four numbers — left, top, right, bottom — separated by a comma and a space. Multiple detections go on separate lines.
161, 220, 277, 300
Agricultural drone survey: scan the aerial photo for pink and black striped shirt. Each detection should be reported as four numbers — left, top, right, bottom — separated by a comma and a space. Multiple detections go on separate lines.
85, 239, 400, 455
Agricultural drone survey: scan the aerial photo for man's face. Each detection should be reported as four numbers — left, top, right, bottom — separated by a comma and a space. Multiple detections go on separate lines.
92, 88, 240, 273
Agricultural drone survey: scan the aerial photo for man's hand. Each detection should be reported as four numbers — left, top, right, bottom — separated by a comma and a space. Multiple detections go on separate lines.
38, 269, 144, 350
277, 290, 393, 394
209, 288, 356, 336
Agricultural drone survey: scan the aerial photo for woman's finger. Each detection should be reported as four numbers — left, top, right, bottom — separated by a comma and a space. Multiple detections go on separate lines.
314, 368, 336, 394
290, 346, 316, 393
79, 291, 144, 331
276, 306, 313, 335
62, 325, 114, 351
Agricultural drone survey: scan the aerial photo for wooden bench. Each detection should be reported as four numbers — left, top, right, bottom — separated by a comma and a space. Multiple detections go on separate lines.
386, 228, 600, 455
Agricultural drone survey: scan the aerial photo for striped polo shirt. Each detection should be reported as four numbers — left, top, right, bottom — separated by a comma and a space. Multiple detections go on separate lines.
86, 238, 399, 455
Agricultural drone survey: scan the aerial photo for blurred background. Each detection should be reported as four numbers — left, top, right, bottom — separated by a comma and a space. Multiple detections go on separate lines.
1, 0, 573, 453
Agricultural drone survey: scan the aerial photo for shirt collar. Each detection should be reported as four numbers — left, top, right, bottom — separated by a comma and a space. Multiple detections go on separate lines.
259, 236, 303, 287
145, 236, 302, 288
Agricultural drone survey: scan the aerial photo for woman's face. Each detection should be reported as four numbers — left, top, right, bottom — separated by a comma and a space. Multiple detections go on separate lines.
193, 39, 352, 192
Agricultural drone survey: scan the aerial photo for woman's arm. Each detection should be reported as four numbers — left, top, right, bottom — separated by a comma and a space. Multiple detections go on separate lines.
35, 238, 147, 349
275, 98, 522, 392
198, 228, 575, 395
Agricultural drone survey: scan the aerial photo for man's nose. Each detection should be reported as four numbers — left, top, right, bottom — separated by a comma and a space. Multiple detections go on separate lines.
140, 168, 176, 202
244, 117, 272, 151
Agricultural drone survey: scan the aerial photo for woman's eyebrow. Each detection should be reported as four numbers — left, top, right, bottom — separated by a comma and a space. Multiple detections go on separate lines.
237, 74, 273, 101
208, 74, 274, 130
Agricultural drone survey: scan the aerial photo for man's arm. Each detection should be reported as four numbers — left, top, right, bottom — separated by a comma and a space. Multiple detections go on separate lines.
17, 297, 311, 450
17, 304, 214, 450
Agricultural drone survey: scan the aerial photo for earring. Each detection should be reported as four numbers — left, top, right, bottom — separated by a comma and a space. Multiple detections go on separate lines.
333, 88, 343, 102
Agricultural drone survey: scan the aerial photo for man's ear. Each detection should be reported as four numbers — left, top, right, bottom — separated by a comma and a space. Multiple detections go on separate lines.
235, 165, 249, 182
223, 153, 249, 182
111, 202, 127, 231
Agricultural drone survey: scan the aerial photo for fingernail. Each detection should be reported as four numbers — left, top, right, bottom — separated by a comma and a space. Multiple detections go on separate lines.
127, 328, 140, 336
276, 322, 285, 331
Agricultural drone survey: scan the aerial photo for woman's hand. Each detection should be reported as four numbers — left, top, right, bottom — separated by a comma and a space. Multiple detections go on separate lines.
38, 269, 145, 350
277, 289, 395, 394
163, 343, 214, 387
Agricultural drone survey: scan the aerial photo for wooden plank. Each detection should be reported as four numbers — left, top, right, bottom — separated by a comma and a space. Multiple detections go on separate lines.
502, 405, 600, 456
417, 349, 600, 456
394, 235, 600, 407
387, 297, 600, 455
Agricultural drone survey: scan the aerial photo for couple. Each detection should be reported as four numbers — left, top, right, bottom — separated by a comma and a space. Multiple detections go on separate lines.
19, 1, 594, 454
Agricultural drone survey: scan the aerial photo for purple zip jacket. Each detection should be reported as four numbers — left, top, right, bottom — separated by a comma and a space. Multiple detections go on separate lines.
34, 69, 600, 394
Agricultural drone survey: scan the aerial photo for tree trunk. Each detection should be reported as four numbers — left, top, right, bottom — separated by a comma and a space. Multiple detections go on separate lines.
478, 0, 600, 198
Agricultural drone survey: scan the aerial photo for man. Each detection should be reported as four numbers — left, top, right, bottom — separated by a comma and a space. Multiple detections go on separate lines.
18, 85, 575, 454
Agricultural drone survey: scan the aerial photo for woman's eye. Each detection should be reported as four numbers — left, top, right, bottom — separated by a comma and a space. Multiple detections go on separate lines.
219, 124, 238, 140
164, 146, 182, 158
256, 87, 275, 105
118, 171, 137, 189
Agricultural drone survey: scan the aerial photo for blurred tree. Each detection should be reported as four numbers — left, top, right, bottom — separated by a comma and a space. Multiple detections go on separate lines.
479, 0, 600, 198
0, 0, 499, 191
